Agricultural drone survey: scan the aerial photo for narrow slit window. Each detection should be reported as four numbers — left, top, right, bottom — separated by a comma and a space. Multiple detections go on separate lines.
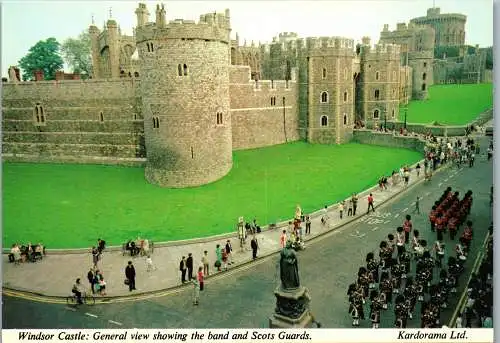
321, 115, 328, 127
373, 109, 380, 119
374, 89, 380, 100
320, 91, 328, 103
183, 64, 188, 76
178, 64, 182, 76
343, 114, 347, 125
322, 68, 327, 79
375, 71, 379, 80
191, 147, 194, 159
343, 91, 348, 102
99, 112, 104, 122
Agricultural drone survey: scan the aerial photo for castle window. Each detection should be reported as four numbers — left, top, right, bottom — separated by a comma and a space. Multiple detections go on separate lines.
150, 43, 154, 52
343, 91, 348, 102
99, 111, 104, 122
373, 109, 380, 119
320, 91, 329, 103
375, 71, 380, 80
128, 72, 132, 77
134, 114, 137, 120
374, 89, 380, 100
271, 80, 274, 89
343, 114, 347, 126
322, 68, 327, 79
183, 64, 188, 76
216, 112, 223, 125
392, 109, 395, 118
422, 83, 426, 91
178, 64, 183, 76
152, 117, 159, 129
422, 72, 427, 81
320, 115, 328, 127
423, 62, 427, 68
134, 72, 139, 77
271, 97, 276, 106
191, 146, 194, 159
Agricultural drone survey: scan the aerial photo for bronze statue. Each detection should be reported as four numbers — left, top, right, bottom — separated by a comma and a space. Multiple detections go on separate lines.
279, 242, 300, 290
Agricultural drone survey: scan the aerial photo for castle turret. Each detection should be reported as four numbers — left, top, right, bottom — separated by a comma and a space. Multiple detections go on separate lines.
105, 19, 121, 78
89, 24, 101, 79
136, 3, 233, 188
305, 37, 356, 144
155, 4, 166, 28
135, 3, 149, 27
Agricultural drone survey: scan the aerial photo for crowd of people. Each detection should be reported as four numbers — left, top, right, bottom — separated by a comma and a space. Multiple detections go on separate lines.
456, 230, 493, 328
8, 242, 45, 264
347, 185, 480, 328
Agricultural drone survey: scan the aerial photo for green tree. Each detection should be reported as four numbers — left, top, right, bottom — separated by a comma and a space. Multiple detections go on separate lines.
485, 46, 493, 70
18, 37, 64, 81
61, 31, 92, 77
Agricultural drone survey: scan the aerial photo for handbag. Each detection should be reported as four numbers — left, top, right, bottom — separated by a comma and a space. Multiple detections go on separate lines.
124, 279, 130, 285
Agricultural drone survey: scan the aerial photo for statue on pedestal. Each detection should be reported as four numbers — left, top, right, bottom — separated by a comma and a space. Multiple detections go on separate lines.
279, 242, 300, 290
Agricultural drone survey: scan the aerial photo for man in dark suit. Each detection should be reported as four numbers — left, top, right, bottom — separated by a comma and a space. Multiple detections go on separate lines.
125, 261, 136, 291
87, 268, 95, 293
186, 253, 194, 280
179, 256, 187, 283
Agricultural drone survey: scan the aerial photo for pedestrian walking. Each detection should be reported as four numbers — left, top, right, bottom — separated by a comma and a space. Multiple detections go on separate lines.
215, 244, 223, 271
280, 230, 287, 248
91, 246, 99, 269
352, 194, 359, 215
197, 266, 204, 291
321, 205, 329, 225
414, 196, 420, 214
339, 201, 345, 219
125, 261, 136, 292
145, 255, 156, 271
179, 256, 187, 283
202, 250, 210, 276
192, 278, 200, 306
186, 253, 194, 280
87, 268, 95, 294
347, 199, 353, 216
367, 193, 375, 214
225, 240, 233, 265
305, 216, 311, 235
415, 163, 421, 177
251, 235, 259, 260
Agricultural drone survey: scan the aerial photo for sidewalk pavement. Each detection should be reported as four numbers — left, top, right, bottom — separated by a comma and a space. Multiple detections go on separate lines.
2, 159, 446, 299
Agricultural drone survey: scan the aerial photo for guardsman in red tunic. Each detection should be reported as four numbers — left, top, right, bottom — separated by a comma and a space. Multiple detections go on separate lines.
429, 206, 437, 232
435, 213, 445, 241
403, 215, 413, 244
462, 220, 473, 252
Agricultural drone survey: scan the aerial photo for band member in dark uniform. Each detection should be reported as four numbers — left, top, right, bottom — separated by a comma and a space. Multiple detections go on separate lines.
369, 290, 383, 329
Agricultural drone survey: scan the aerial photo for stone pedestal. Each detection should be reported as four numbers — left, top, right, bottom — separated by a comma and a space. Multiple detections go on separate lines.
269, 286, 313, 328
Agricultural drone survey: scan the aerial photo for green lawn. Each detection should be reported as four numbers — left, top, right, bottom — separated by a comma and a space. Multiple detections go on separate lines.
400, 83, 493, 125
2, 142, 422, 249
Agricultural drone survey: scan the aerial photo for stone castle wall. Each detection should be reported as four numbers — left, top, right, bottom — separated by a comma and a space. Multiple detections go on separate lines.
352, 129, 426, 154
230, 66, 300, 150
2, 79, 144, 164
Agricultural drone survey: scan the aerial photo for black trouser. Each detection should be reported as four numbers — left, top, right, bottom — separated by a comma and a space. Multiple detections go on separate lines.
305, 223, 311, 234
188, 267, 193, 280
89, 281, 95, 293
449, 228, 457, 240
437, 229, 444, 241
367, 203, 375, 213
404, 231, 410, 244
340, 211, 343, 219
72, 290, 82, 304
397, 244, 404, 256
181, 269, 187, 282
252, 248, 257, 259
353, 204, 357, 215
128, 277, 136, 291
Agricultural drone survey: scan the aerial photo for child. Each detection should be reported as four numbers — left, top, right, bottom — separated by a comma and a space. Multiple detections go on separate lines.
146, 255, 156, 272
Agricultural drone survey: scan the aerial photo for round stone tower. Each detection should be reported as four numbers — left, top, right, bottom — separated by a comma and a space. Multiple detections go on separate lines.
135, 3, 233, 188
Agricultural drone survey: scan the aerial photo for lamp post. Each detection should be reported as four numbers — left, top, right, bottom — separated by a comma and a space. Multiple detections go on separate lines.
384, 109, 387, 131
404, 106, 408, 129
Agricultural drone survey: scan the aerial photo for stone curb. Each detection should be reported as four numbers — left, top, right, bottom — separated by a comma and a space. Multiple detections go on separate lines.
2, 158, 428, 255
3, 161, 451, 301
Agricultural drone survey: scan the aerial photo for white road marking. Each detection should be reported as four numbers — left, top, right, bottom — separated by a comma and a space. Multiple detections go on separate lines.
65, 307, 76, 312
384, 220, 391, 224
85, 313, 98, 318
450, 174, 455, 178
438, 183, 443, 187
394, 213, 400, 218
444, 178, 449, 182
350, 233, 366, 238
371, 227, 379, 231
108, 320, 123, 326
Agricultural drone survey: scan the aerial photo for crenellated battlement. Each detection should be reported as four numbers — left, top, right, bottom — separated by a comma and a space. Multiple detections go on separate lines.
305, 36, 354, 50
407, 50, 433, 60
360, 43, 401, 59
135, 5, 231, 44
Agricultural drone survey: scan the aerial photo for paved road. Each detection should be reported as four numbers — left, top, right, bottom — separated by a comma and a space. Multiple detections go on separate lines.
3, 138, 493, 329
